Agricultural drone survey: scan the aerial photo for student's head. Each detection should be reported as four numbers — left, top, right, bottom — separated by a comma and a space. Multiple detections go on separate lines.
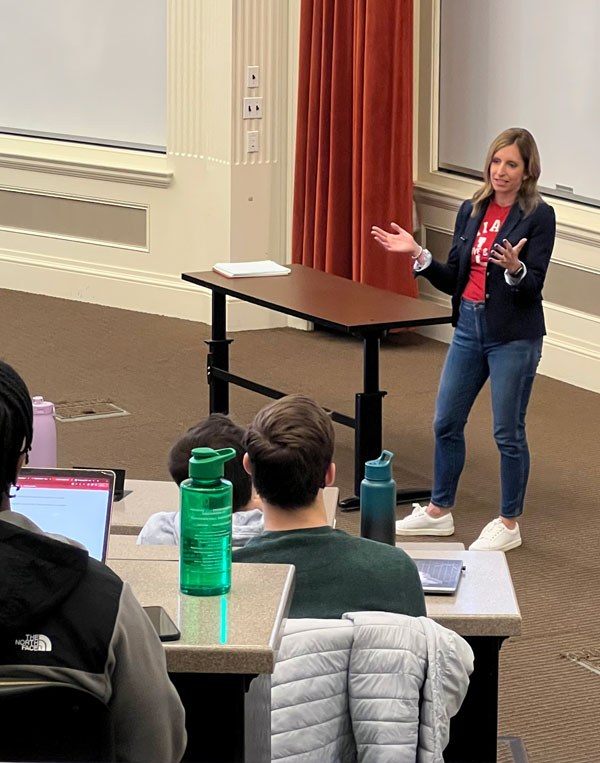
0, 361, 33, 505
168, 413, 252, 511
244, 394, 334, 510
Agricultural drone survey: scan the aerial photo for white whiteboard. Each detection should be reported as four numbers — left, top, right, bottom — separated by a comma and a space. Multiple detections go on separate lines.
439, 0, 600, 203
0, 0, 166, 150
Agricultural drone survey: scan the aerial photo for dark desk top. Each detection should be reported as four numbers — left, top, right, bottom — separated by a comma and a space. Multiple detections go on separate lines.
182, 264, 451, 333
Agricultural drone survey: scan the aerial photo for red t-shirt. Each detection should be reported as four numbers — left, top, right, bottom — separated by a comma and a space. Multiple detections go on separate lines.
462, 201, 511, 302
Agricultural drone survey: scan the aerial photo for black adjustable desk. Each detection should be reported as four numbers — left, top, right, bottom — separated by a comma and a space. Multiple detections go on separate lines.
182, 264, 451, 509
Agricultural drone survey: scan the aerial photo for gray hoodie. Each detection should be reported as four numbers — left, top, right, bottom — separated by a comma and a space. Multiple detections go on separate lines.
0, 511, 186, 762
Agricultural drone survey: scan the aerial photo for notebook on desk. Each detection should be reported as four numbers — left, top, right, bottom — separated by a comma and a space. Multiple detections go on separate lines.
212, 260, 291, 278
11, 468, 115, 562
414, 558, 464, 595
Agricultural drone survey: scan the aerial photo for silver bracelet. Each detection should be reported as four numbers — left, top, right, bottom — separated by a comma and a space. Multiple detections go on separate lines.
411, 246, 423, 260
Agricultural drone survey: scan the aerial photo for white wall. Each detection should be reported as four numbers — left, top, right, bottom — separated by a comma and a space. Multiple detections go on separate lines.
0, 0, 167, 149
438, 0, 600, 203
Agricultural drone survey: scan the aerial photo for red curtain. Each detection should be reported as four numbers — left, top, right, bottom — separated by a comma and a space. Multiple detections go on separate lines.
292, 0, 416, 297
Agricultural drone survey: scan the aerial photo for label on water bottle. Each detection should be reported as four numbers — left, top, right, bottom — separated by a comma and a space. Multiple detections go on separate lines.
180, 489, 233, 596
182, 503, 231, 571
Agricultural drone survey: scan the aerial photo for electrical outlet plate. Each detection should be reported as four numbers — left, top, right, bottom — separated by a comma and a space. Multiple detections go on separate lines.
247, 131, 259, 153
243, 97, 263, 119
247, 65, 259, 88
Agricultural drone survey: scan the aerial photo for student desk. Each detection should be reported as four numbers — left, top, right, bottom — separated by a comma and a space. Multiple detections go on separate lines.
108, 480, 338, 537
182, 265, 451, 509
404, 547, 521, 763
108, 560, 295, 763
107, 534, 179, 560
109, 478, 178, 535
111, 543, 519, 763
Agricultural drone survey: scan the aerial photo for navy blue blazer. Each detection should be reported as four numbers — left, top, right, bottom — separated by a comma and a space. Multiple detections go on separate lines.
417, 198, 556, 342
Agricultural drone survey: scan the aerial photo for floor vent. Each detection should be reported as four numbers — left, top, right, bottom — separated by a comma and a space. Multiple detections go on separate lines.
54, 400, 129, 422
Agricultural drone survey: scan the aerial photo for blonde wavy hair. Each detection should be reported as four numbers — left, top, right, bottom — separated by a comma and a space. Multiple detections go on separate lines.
472, 127, 542, 217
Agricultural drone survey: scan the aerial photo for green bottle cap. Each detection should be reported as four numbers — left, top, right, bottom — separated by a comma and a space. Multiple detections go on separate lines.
364, 450, 394, 481
189, 447, 236, 480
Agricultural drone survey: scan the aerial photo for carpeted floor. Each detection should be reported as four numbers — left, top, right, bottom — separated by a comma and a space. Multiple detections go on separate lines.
1, 287, 599, 763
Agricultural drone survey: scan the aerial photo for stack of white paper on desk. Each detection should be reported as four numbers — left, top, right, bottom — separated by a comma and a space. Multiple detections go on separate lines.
212, 260, 291, 278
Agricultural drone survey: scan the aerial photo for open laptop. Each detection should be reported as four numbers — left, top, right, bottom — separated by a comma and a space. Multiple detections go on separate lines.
414, 558, 464, 595
11, 468, 115, 562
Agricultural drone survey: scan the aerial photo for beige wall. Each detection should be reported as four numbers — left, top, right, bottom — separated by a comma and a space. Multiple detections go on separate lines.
0, 189, 147, 249
0, 0, 299, 330
421, 228, 600, 318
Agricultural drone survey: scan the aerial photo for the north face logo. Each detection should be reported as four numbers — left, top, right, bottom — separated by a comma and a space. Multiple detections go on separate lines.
15, 634, 52, 652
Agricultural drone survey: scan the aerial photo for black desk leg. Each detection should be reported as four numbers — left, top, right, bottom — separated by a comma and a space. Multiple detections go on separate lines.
340, 334, 386, 510
354, 390, 385, 497
206, 292, 232, 414
444, 636, 505, 763
173, 672, 270, 763
340, 331, 433, 511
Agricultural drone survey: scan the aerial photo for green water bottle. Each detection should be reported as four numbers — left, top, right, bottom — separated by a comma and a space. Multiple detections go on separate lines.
180, 446, 236, 596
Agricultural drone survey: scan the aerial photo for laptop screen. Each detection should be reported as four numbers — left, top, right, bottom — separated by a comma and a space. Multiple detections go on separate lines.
12, 468, 115, 562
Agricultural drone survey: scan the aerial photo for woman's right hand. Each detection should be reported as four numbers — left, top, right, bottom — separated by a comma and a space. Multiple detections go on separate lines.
371, 223, 420, 256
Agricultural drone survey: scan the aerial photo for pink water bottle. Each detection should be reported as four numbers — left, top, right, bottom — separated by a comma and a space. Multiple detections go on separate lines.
29, 396, 57, 467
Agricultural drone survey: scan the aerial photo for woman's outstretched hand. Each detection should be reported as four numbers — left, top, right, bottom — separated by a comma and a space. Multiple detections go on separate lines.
489, 237, 527, 273
371, 223, 420, 257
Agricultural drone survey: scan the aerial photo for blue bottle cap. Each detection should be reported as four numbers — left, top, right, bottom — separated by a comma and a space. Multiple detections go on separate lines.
364, 450, 394, 480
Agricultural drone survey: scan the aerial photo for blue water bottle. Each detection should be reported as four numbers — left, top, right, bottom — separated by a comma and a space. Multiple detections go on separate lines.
360, 450, 396, 545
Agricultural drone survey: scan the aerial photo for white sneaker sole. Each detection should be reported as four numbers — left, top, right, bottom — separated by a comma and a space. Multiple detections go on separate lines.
469, 537, 522, 552
395, 525, 455, 537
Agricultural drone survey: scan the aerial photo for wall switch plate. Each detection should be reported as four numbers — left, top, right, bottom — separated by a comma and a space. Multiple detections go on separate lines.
243, 97, 263, 119
247, 65, 259, 88
247, 130, 259, 153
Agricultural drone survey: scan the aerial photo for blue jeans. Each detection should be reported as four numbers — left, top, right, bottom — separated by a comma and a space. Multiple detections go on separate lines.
431, 298, 543, 518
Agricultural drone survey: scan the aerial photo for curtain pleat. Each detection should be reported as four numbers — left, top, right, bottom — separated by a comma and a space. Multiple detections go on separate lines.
293, 0, 416, 298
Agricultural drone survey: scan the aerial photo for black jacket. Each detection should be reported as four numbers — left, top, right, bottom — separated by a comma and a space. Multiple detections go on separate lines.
417, 198, 556, 342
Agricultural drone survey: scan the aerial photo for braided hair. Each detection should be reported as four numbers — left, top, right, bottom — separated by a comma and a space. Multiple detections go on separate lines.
0, 361, 33, 500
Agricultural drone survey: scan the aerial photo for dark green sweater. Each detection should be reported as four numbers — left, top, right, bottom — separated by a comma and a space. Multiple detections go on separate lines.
233, 526, 426, 619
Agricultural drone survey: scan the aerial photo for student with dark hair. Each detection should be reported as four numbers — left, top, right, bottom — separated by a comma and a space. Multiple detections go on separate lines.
233, 394, 426, 619
0, 360, 186, 763
138, 413, 263, 546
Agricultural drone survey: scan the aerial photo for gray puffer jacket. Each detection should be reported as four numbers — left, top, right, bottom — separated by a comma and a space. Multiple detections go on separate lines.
271, 612, 474, 763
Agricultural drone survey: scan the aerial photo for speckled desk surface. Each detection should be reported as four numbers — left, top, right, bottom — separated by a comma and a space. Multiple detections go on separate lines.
108, 534, 180, 560
404, 548, 521, 637
109, 539, 520, 640
108, 560, 294, 674
110, 479, 178, 535
107, 535, 246, 560
110, 481, 338, 536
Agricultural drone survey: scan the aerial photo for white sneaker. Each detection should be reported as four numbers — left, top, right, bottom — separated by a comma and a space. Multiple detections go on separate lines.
469, 518, 522, 552
395, 503, 455, 536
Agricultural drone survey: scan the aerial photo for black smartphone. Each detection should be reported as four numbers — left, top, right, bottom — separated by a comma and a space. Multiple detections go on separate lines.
143, 606, 181, 642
